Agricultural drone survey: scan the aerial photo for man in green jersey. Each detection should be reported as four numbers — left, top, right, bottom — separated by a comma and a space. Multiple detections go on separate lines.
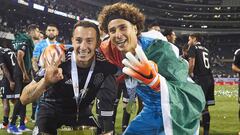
7, 24, 40, 134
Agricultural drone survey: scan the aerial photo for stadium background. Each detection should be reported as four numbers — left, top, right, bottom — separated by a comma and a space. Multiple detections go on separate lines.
0, 0, 239, 134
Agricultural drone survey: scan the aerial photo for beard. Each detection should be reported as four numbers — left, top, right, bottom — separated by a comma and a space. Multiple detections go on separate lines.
47, 35, 56, 41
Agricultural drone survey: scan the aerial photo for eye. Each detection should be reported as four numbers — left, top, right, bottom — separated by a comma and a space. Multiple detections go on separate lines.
109, 28, 116, 34
76, 38, 82, 43
86, 39, 93, 44
119, 25, 127, 31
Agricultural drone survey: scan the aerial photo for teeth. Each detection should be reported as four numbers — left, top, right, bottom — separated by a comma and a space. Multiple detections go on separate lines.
77, 50, 89, 56
117, 41, 125, 44
79, 53, 88, 55
116, 41, 126, 47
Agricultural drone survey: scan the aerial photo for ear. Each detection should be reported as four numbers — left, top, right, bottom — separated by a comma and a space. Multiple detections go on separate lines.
133, 25, 138, 35
56, 29, 59, 36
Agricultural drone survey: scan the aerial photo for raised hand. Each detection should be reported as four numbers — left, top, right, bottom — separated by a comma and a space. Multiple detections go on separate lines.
44, 48, 64, 85
122, 46, 160, 91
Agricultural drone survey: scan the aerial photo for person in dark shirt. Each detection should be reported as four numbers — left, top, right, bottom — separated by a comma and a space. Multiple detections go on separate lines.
232, 49, 240, 121
0, 43, 22, 129
188, 33, 215, 135
7, 24, 40, 134
162, 28, 177, 44
20, 21, 117, 135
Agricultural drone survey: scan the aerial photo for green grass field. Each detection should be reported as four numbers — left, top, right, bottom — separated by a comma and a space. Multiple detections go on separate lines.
0, 85, 239, 135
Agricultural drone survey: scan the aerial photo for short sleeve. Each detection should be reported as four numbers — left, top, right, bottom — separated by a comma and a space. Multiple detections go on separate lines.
15, 41, 27, 52
33, 43, 43, 58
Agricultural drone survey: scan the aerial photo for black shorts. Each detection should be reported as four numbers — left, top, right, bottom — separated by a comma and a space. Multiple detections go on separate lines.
37, 102, 100, 135
96, 75, 117, 117
13, 73, 23, 95
117, 82, 130, 104
0, 77, 19, 99
194, 75, 215, 106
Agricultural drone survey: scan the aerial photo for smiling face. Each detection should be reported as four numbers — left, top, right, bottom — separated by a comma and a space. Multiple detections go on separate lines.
72, 26, 98, 68
108, 19, 138, 54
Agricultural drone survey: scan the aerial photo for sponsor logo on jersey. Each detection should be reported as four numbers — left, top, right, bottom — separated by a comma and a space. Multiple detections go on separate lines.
65, 79, 72, 84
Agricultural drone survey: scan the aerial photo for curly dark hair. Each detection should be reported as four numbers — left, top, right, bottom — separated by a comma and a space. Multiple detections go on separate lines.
98, 2, 145, 36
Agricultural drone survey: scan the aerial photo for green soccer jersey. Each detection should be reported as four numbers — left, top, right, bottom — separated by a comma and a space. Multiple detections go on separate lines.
12, 33, 34, 74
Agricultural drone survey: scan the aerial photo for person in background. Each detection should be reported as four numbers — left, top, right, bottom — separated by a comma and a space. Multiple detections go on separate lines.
31, 24, 60, 122
181, 44, 190, 61
188, 33, 215, 135
163, 28, 177, 44
232, 48, 240, 121
147, 21, 161, 32
0, 42, 22, 130
32, 24, 59, 74
8, 24, 40, 134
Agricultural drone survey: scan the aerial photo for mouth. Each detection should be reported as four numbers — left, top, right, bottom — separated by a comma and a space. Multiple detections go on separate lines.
48, 35, 55, 39
115, 40, 127, 48
76, 49, 90, 57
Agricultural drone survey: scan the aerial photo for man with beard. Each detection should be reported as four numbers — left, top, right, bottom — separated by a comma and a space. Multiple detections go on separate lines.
31, 24, 59, 122
32, 24, 59, 73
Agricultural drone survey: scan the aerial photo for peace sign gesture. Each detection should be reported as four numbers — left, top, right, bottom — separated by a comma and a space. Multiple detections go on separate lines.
42, 45, 65, 85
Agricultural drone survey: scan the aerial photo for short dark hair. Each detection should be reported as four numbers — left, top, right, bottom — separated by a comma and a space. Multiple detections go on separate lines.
72, 21, 100, 43
27, 24, 39, 33
148, 21, 160, 29
0, 39, 14, 50
47, 24, 58, 29
163, 28, 173, 36
189, 33, 202, 42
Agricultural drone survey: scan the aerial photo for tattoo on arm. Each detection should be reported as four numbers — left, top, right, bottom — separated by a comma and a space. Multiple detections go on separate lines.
32, 57, 39, 72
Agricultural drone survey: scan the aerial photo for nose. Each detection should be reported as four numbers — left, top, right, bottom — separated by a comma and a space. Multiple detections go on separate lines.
79, 40, 87, 50
115, 29, 123, 39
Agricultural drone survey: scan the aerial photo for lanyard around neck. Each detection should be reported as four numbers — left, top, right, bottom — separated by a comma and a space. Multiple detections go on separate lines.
71, 51, 95, 103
